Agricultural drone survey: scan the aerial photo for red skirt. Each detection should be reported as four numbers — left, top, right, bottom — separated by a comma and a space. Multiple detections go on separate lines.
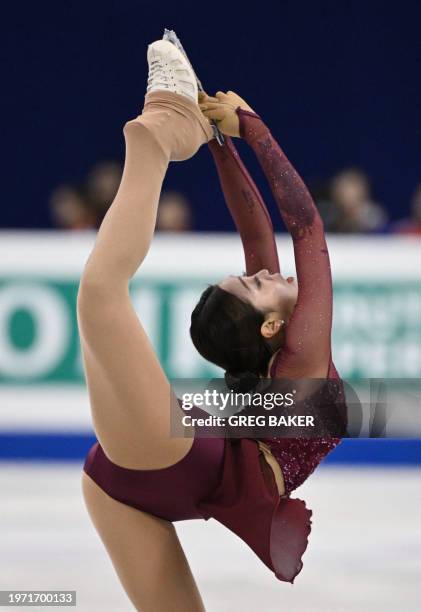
199, 437, 312, 583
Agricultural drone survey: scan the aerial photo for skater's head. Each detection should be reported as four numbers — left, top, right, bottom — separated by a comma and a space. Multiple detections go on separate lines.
190, 270, 297, 390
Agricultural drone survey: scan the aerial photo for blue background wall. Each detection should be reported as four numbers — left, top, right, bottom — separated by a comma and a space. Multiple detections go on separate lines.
1, 0, 420, 230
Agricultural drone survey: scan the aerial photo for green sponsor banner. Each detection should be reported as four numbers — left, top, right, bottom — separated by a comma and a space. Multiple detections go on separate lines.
0, 277, 421, 383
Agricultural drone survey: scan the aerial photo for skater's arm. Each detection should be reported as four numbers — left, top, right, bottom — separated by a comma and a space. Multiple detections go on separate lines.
238, 109, 332, 377
208, 136, 280, 275
201, 92, 332, 377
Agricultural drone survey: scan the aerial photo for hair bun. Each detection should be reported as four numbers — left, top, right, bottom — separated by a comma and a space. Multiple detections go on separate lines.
224, 370, 260, 393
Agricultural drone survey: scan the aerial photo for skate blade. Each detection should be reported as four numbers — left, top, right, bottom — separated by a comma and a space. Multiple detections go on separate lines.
162, 28, 225, 145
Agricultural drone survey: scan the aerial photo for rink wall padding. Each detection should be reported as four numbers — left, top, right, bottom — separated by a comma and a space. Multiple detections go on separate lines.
0, 435, 420, 464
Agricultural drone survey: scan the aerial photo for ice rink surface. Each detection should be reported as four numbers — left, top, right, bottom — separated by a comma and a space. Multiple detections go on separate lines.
1, 464, 420, 612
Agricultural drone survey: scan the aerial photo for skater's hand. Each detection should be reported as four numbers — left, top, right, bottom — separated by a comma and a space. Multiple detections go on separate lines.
199, 91, 255, 137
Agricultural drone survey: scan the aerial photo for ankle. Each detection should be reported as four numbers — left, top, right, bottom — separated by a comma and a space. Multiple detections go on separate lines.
142, 92, 213, 157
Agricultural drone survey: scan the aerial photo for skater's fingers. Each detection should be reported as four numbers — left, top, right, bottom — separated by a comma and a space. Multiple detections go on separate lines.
198, 92, 216, 102
215, 91, 228, 98
198, 91, 218, 101
222, 90, 255, 114
199, 94, 219, 104
201, 108, 227, 121
199, 102, 226, 111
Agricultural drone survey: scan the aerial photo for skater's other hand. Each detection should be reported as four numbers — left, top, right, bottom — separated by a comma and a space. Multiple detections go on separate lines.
215, 90, 254, 113
199, 90, 254, 138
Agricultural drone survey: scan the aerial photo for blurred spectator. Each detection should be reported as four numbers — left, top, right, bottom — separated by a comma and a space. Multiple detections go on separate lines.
50, 160, 123, 230
324, 168, 388, 233
392, 184, 421, 236
86, 160, 123, 226
156, 191, 193, 232
309, 179, 336, 230
49, 185, 97, 230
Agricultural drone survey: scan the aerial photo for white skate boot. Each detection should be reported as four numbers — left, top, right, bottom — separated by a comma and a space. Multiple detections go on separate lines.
146, 39, 198, 102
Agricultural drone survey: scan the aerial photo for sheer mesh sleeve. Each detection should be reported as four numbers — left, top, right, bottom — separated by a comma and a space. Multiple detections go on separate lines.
208, 137, 280, 275
237, 109, 332, 378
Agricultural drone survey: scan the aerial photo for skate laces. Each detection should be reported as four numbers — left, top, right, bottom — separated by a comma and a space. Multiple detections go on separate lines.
147, 56, 192, 92
147, 59, 171, 90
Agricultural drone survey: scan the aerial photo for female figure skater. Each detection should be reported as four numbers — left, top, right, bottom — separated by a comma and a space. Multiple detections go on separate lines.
81, 38, 345, 612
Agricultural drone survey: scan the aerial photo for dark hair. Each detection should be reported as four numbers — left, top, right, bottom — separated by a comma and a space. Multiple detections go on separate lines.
190, 285, 273, 392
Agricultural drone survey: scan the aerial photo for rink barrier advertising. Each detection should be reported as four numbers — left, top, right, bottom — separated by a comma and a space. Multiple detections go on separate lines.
1, 278, 421, 382
0, 233, 420, 462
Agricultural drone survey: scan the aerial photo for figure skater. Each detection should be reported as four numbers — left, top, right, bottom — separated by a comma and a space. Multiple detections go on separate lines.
81, 38, 346, 612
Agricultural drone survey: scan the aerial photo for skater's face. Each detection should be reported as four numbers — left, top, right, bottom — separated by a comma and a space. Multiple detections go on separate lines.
219, 269, 298, 325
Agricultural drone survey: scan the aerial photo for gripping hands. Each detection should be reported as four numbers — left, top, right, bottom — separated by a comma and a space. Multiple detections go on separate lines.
199, 91, 255, 137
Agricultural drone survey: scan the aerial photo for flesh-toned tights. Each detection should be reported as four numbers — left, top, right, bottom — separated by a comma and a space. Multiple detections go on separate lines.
80, 91, 212, 612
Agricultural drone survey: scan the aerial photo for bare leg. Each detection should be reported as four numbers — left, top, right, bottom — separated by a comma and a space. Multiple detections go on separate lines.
82, 472, 206, 612
77, 91, 213, 469
79, 61, 212, 610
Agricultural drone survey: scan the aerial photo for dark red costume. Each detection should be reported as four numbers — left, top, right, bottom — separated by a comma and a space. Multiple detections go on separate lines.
84, 108, 346, 584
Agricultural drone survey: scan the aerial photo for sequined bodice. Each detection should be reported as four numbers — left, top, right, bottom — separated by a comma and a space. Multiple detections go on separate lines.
265, 436, 340, 495
261, 359, 346, 495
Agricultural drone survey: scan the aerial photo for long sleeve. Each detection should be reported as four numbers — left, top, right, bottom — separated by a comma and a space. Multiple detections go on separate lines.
208, 137, 280, 275
237, 109, 332, 378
